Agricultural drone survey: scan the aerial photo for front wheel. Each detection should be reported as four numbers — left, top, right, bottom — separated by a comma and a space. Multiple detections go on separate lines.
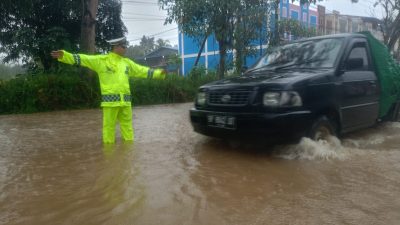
307, 116, 337, 141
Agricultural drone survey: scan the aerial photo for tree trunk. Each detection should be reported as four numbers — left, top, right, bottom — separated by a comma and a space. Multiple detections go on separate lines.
273, 0, 280, 46
81, 0, 98, 54
235, 46, 243, 74
194, 35, 208, 67
218, 41, 227, 79
40, 52, 51, 72
388, 31, 400, 52
234, 16, 243, 74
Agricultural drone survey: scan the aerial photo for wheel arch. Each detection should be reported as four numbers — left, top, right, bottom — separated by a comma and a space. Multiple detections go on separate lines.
315, 106, 342, 135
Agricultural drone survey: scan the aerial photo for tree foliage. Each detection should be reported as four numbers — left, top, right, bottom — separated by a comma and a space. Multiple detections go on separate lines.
0, 0, 126, 71
161, 0, 267, 78
140, 36, 156, 55
125, 36, 172, 60
278, 19, 319, 40
160, 0, 321, 78
233, 1, 272, 74
96, 1, 127, 51
156, 38, 172, 48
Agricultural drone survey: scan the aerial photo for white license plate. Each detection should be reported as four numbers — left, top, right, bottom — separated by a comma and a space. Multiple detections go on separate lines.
207, 115, 236, 129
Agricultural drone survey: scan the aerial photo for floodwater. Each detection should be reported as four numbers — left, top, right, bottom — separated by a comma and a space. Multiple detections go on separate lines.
1, 103, 400, 225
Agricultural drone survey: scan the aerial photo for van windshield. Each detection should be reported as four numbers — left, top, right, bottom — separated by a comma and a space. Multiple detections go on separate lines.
250, 38, 344, 71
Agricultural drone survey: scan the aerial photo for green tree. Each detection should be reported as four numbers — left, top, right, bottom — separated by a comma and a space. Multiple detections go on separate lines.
160, 0, 323, 78
125, 45, 146, 60
156, 38, 172, 48
271, 0, 322, 46
0, 0, 126, 71
96, 0, 127, 52
278, 18, 319, 41
159, 0, 234, 77
234, 1, 272, 74
161, 0, 242, 78
125, 36, 172, 60
140, 35, 156, 54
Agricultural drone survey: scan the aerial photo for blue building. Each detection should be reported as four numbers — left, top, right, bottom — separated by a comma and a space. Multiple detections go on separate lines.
178, 0, 319, 76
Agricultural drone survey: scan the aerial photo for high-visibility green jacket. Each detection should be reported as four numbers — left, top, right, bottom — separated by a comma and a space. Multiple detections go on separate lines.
58, 50, 165, 107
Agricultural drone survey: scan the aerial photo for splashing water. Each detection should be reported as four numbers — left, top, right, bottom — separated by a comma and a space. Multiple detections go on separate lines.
340, 122, 400, 149
274, 136, 349, 161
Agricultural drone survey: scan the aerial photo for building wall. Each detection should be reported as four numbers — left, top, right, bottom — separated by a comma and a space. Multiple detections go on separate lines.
322, 12, 383, 41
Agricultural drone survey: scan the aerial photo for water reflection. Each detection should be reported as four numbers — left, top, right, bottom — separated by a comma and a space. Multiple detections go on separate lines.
87, 143, 146, 225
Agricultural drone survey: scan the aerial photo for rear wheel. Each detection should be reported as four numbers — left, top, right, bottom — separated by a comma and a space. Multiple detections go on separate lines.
308, 116, 337, 141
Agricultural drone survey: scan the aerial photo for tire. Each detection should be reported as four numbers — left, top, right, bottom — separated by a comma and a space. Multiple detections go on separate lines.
307, 116, 337, 141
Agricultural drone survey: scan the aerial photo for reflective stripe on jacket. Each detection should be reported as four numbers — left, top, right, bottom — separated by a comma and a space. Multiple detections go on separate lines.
58, 50, 164, 107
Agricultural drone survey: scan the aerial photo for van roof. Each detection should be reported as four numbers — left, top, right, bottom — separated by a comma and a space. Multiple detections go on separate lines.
295, 33, 366, 42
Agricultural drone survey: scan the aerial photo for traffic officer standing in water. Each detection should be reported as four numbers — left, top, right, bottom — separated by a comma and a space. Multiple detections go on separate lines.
51, 37, 165, 144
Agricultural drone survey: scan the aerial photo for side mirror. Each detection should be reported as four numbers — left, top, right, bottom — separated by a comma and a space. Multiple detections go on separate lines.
346, 58, 364, 71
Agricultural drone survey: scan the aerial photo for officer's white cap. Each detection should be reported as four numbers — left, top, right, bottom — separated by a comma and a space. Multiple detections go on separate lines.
106, 37, 128, 46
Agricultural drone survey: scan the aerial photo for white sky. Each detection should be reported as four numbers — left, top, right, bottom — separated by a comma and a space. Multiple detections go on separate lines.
121, 0, 178, 46
318, 0, 384, 17
121, 0, 384, 47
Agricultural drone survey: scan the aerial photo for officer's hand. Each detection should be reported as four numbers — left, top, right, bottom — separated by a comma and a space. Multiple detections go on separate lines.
50, 50, 64, 59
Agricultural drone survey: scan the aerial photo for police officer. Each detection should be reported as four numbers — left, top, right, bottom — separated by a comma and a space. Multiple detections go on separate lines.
51, 37, 165, 144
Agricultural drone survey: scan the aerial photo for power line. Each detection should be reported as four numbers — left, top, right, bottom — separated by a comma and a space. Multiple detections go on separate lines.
128, 27, 178, 42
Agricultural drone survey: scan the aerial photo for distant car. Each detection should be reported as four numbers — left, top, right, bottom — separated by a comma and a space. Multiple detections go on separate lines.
190, 33, 400, 142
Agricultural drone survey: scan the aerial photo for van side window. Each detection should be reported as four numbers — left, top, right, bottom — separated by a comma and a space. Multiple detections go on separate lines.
346, 45, 369, 71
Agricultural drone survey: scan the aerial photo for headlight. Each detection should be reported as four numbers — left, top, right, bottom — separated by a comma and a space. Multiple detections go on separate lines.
196, 92, 206, 105
263, 91, 302, 107
263, 92, 280, 106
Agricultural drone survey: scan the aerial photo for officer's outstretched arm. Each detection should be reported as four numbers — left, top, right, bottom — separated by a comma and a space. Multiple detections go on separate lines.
128, 60, 166, 79
53, 50, 101, 72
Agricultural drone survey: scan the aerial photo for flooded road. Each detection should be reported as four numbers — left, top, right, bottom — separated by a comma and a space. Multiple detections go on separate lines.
1, 103, 400, 225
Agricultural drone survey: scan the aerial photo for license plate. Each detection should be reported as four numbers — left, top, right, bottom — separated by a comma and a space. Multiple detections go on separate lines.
207, 114, 236, 129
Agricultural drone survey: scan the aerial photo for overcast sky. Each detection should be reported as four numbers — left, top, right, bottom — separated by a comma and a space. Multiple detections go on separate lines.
121, 0, 384, 47
121, 0, 178, 46
318, 0, 384, 17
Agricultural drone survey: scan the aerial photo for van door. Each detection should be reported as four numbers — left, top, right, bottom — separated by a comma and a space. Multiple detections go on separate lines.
340, 39, 380, 131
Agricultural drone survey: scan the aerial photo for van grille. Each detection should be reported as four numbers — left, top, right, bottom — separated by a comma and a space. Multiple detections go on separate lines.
208, 91, 252, 106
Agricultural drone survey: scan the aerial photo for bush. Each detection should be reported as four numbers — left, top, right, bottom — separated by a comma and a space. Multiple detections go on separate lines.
0, 71, 218, 114
0, 73, 100, 114
130, 72, 218, 105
